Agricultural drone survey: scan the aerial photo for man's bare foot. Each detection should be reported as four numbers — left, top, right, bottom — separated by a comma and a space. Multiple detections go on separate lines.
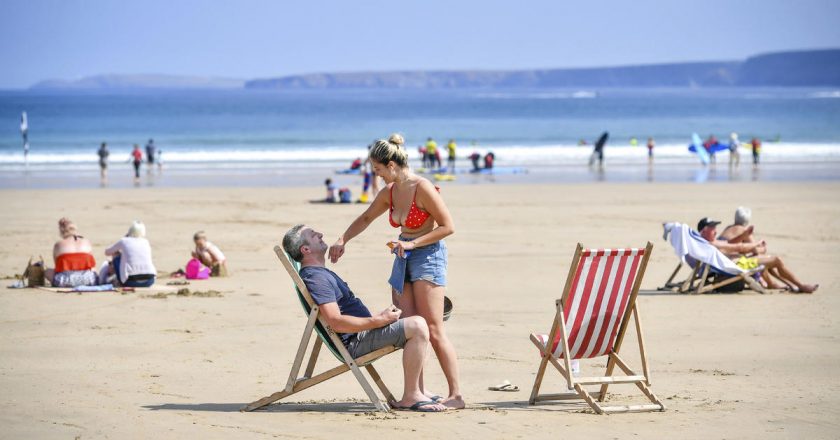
797, 284, 819, 294
441, 395, 465, 410
390, 396, 447, 412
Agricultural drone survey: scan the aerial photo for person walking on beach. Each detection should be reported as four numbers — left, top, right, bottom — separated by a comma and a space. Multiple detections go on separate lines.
646, 137, 655, 164
425, 137, 439, 169
329, 133, 464, 409
588, 131, 608, 168
145, 139, 156, 170
446, 139, 457, 172
130, 144, 143, 182
729, 132, 741, 168
20, 111, 29, 165
750, 137, 761, 167
97, 142, 110, 182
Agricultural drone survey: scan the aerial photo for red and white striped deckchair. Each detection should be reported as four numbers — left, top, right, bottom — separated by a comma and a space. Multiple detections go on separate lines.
529, 243, 665, 414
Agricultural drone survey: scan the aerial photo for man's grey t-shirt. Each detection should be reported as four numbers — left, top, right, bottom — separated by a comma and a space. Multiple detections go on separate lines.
299, 266, 371, 346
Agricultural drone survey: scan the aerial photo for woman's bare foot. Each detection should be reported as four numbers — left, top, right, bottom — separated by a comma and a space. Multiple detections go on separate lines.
441, 395, 465, 410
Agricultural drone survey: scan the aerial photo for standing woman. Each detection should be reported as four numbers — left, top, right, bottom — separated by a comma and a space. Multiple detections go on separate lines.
329, 133, 464, 409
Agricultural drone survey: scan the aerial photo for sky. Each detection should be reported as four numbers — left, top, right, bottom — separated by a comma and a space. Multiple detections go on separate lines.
1, 0, 839, 89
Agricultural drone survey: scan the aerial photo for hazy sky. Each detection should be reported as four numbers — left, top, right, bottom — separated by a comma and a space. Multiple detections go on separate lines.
2, 0, 839, 88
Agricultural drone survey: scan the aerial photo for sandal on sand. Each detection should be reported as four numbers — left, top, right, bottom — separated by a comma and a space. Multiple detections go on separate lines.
391, 400, 446, 412
488, 380, 519, 392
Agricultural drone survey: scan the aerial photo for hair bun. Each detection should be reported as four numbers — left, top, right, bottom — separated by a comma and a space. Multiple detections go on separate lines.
388, 133, 405, 147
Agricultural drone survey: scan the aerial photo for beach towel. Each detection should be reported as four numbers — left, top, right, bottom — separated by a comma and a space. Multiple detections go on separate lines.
662, 222, 742, 275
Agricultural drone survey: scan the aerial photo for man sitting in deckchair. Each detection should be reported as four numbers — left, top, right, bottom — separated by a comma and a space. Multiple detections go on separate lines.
282, 224, 447, 412
697, 217, 819, 293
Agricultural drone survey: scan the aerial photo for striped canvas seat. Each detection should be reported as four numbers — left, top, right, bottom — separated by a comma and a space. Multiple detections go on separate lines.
532, 248, 645, 360
529, 243, 665, 414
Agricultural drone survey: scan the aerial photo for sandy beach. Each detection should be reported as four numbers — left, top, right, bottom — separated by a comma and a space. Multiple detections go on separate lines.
1, 182, 838, 439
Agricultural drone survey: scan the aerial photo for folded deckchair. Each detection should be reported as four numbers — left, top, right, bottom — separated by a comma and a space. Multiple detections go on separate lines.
659, 223, 765, 294
242, 246, 400, 412
529, 243, 665, 414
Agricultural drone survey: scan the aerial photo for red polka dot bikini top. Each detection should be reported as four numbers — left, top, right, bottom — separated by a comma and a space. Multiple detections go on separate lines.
388, 183, 439, 229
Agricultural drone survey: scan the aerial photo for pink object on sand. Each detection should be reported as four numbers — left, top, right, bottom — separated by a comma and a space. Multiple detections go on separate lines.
185, 258, 210, 280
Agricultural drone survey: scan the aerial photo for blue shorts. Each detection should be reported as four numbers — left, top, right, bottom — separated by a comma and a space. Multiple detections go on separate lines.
388, 237, 447, 294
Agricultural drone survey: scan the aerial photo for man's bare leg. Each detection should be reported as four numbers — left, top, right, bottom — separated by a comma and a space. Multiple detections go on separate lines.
390, 316, 445, 411
759, 255, 819, 293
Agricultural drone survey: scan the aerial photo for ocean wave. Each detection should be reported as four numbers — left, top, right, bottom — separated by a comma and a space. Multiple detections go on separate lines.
1, 143, 839, 169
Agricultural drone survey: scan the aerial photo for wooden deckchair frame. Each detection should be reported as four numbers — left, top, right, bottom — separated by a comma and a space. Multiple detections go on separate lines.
242, 246, 400, 412
529, 242, 665, 414
660, 260, 766, 294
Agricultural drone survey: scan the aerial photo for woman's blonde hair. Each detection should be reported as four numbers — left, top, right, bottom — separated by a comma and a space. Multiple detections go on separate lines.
127, 220, 146, 238
58, 217, 76, 238
369, 133, 409, 168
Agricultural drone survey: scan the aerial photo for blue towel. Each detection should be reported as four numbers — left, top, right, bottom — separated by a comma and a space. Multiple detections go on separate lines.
73, 284, 115, 292
388, 250, 411, 294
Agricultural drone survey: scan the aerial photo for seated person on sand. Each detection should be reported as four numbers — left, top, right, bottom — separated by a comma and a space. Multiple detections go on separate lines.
45, 218, 98, 287
283, 224, 446, 412
103, 221, 157, 287
718, 206, 758, 244
697, 217, 818, 293
192, 231, 228, 277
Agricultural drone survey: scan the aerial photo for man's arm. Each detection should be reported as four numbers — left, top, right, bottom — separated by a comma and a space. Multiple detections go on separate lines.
317, 302, 400, 334
712, 239, 761, 256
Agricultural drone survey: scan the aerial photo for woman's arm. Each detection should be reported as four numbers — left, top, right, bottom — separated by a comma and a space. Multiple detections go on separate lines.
329, 186, 390, 263
104, 239, 122, 257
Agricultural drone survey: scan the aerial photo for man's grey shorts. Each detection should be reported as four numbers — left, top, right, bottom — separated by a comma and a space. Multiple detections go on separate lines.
347, 319, 407, 358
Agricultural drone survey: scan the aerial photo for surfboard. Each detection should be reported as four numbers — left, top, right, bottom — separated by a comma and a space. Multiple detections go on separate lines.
433, 173, 456, 181
335, 168, 362, 175
689, 133, 710, 165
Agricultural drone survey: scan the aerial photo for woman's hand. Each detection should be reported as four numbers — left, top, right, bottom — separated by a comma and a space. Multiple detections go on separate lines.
329, 239, 346, 264
388, 240, 416, 258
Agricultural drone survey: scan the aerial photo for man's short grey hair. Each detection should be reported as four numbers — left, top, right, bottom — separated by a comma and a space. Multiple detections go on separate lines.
734, 206, 752, 226
282, 224, 307, 262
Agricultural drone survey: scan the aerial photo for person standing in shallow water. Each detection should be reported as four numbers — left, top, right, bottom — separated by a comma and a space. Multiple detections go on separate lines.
97, 142, 110, 183
329, 133, 465, 410
130, 144, 143, 182
646, 137, 655, 164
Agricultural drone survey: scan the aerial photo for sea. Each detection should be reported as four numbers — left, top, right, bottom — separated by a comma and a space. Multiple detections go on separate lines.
1, 87, 839, 187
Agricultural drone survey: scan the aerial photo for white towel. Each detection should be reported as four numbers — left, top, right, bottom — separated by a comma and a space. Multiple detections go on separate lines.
662, 223, 743, 275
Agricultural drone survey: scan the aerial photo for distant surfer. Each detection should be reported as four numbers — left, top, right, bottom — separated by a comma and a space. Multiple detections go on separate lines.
588, 131, 608, 168
728, 132, 741, 168
20, 112, 29, 165
647, 137, 655, 164
98, 142, 110, 183
750, 137, 761, 167
469, 151, 481, 172
425, 137, 440, 169
145, 139, 156, 171
447, 139, 457, 172
130, 144, 143, 182
704, 135, 718, 164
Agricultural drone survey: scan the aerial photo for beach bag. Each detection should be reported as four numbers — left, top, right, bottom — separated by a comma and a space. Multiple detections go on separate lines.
185, 258, 210, 280
23, 256, 45, 287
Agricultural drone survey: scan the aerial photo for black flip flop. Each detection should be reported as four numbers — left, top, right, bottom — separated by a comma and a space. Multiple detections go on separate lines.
391, 400, 445, 412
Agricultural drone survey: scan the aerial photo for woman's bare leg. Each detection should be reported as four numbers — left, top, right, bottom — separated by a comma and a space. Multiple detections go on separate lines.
412, 280, 464, 409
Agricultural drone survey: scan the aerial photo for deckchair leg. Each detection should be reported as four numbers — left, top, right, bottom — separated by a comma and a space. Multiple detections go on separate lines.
347, 360, 389, 411
304, 338, 322, 379
663, 263, 682, 287
680, 264, 699, 293
241, 362, 351, 411
365, 364, 397, 404
694, 264, 710, 294
575, 384, 604, 415
529, 352, 552, 404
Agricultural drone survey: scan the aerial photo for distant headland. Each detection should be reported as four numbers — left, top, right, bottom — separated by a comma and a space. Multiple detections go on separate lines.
29, 49, 840, 91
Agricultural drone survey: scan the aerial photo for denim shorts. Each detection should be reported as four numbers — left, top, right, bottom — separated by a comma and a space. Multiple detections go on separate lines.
347, 319, 407, 358
388, 237, 447, 294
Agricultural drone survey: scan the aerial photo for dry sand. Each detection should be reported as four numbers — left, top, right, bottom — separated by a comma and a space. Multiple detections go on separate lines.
0, 182, 838, 439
